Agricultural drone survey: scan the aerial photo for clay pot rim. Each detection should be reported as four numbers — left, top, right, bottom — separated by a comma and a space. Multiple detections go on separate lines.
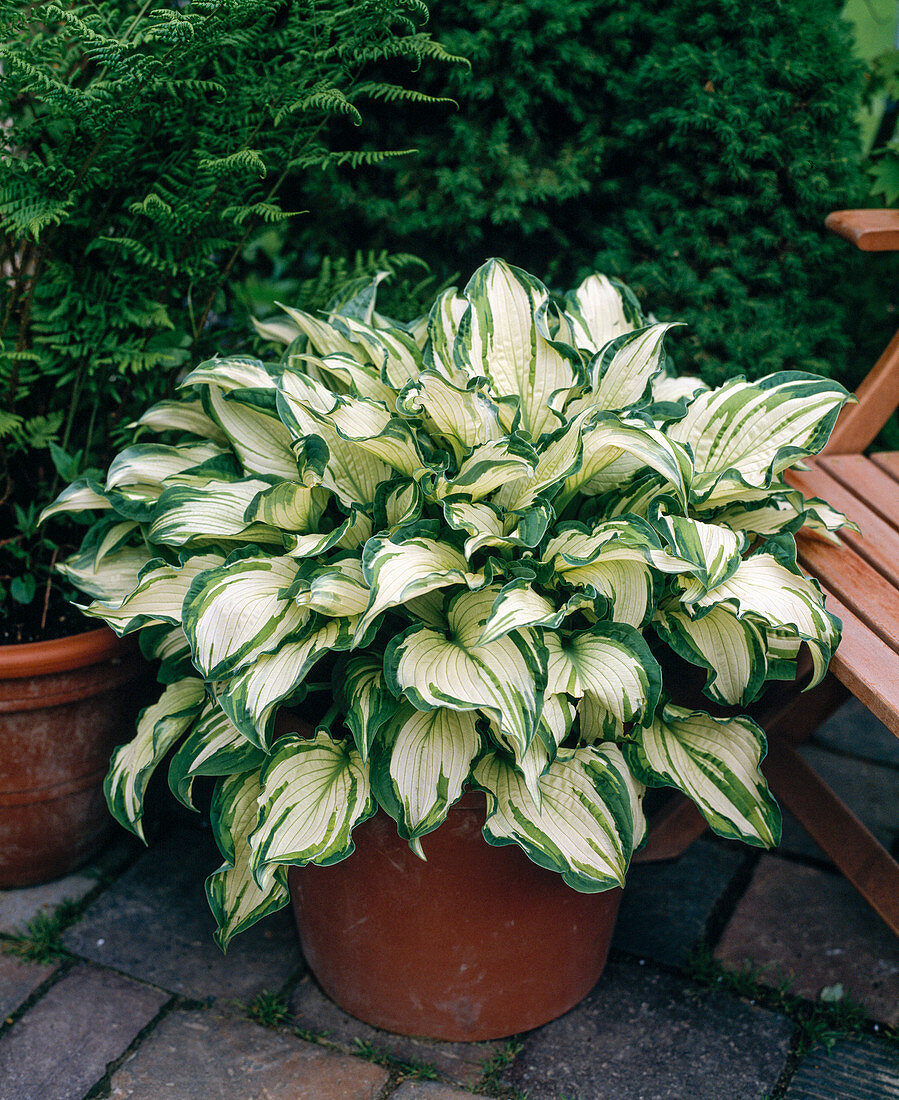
0, 625, 134, 680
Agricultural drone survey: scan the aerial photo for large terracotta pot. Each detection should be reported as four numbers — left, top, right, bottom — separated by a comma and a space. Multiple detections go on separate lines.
288, 791, 622, 1041
0, 626, 145, 887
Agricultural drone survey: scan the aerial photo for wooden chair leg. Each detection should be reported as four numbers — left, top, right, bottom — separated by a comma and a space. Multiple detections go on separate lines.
762, 733, 899, 937
637, 672, 850, 865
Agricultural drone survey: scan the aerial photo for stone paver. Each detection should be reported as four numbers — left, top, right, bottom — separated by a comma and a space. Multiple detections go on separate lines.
785, 1036, 899, 1099
0, 835, 137, 934
62, 827, 301, 1003
715, 856, 899, 1027
107, 1008, 388, 1099
613, 837, 744, 966
0, 951, 58, 1021
290, 974, 503, 1086
778, 745, 899, 862
0, 963, 168, 1100
812, 697, 899, 768
391, 1083, 492, 1099
502, 957, 793, 1100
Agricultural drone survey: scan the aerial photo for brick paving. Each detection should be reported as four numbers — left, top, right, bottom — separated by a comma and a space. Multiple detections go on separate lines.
0, 697, 896, 1100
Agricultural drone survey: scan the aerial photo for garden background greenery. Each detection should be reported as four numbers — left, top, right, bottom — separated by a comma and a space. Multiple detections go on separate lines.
2, 0, 899, 638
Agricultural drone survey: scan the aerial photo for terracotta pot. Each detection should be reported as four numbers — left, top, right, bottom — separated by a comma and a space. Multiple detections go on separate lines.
0, 626, 145, 887
288, 791, 622, 1041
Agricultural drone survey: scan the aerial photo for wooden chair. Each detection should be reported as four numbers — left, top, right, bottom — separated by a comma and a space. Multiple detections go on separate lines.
636, 210, 899, 938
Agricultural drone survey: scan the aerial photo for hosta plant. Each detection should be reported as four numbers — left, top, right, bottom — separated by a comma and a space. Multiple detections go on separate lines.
42, 261, 853, 947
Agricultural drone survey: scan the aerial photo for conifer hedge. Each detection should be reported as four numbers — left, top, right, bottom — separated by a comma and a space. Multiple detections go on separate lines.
298, 0, 876, 387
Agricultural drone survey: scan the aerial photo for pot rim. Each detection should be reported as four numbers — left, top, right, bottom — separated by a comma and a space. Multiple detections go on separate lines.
0, 625, 133, 680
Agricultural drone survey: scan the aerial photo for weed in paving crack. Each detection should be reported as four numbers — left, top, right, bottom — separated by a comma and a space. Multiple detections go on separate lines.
2, 898, 84, 964
352, 1038, 440, 1080
683, 943, 890, 1055
246, 989, 290, 1028
476, 1038, 527, 1097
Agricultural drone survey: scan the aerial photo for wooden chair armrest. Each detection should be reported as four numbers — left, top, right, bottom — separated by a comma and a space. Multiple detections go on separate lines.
826, 209, 899, 251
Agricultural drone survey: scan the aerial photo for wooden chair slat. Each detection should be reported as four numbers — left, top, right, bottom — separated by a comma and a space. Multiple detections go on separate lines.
818, 454, 899, 528
820, 591, 899, 738
787, 466, 899, 584
872, 451, 899, 482
825, 208, 899, 250
796, 536, 899, 654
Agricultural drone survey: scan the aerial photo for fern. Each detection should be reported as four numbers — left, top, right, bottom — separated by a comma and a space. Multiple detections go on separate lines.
0, 0, 458, 622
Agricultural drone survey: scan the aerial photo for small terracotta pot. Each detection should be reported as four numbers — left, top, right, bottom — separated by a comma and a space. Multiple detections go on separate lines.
289, 791, 622, 1041
0, 626, 145, 887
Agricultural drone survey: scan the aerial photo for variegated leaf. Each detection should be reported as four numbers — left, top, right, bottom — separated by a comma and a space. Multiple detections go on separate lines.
397, 370, 502, 459
245, 482, 329, 533
277, 367, 393, 506
340, 655, 396, 761
105, 678, 207, 840
134, 397, 229, 445
680, 551, 839, 686
588, 323, 680, 411
250, 732, 375, 881
653, 599, 768, 707
458, 259, 580, 438
543, 520, 665, 627
385, 587, 547, 761
57, 543, 149, 604
559, 413, 691, 511
474, 744, 641, 889
425, 287, 469, 381
86, 552, 224, 634
105, 442, 227, 496
272, 302, 369, 361
544, 622, 661, 738
655, 515, 747, 595
650, 373, 708, 404
182, 355, 277, 394
206, 769, 289, 949
285, 508, 370, 559
369, 703, 481, 854
218, 617, 351, 747
298, 351, 397, 405
203, 386, 299, 479
476, 581, 595, 646
435, 436, 538, 500
39, 479, 113, 522
491, 410, 588, 512
330, 312, 424, 389
667, 373, 851, 502
168, 704, 266, 808
562, 273, 643, 353
356, 534, 485, 639
375, 479, 423, 531
148, 480, 285, 547
316, 391, 432, 479
295, 558, 370, 618
182, 555, 306, 680
624, 704, 780, 847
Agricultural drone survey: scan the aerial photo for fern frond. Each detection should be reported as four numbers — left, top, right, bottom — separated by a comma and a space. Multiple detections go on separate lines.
198, 149, 267, 179
292, 147, 416, 170
0, 410, 24, 441
351, 82, 456, 107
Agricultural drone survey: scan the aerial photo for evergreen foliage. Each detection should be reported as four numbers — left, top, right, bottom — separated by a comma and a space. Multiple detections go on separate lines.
0, 0, 457, 635
294, 0, 872, 388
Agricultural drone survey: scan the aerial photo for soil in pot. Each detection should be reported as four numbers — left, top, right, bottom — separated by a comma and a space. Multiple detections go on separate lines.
288, 791, 622, 1041
0, 626, 146, 887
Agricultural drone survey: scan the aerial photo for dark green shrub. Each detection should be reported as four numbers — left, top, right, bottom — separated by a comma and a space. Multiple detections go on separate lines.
295, 0, 875, 388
